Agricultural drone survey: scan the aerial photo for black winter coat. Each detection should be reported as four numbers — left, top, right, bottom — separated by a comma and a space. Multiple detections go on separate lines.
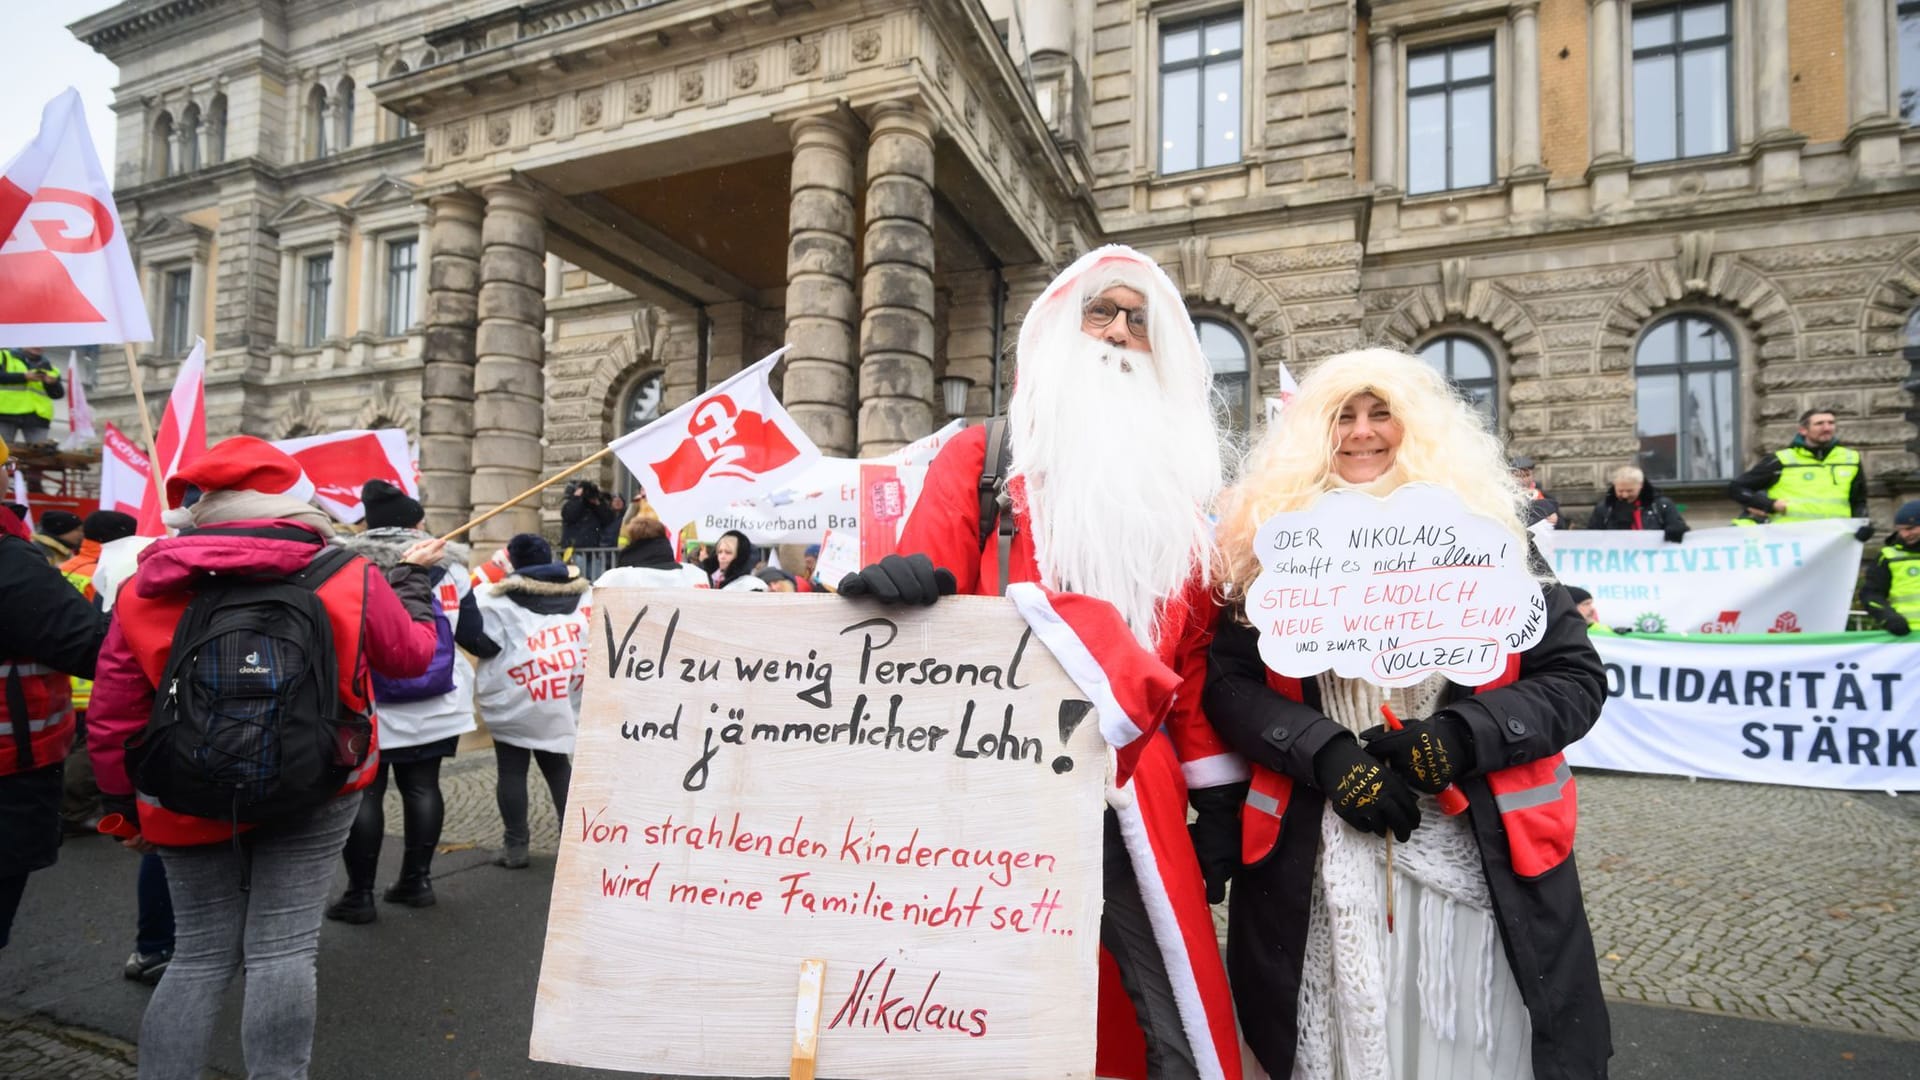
1586, 482, 1689, 541
1205, 583, 1612, 1080
559, 493, 616, 550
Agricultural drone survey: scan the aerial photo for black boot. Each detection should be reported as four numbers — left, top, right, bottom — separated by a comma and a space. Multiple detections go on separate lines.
383, 846, 437, 907
326, 889, 377, 924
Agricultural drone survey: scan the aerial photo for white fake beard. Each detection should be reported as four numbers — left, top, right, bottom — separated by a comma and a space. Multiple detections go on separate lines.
1009, 328, 1222, 647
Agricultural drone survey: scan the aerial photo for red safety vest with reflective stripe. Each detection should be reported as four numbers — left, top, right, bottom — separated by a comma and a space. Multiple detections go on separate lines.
115, 562, 382, 846
1240, 655, 1578, 879
1, 660, 76, 776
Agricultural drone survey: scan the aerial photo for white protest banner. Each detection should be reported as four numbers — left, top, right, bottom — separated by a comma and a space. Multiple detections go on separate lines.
1249, 483, 1548, 686
1568, 632, 1920, 791
532, 592, 1106, 1078
814, 527, 861, 588
1547, 520, 1861, 634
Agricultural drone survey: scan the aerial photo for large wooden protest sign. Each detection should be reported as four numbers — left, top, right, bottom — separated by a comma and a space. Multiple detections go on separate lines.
531, 591, 1107, 1078
1250, 483, 1549, 686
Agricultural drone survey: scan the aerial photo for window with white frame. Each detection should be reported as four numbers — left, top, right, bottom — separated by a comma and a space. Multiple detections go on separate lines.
1158, 12, 1243, 174
303, 253, 332, 346
384, 237, 418, 336
1634, 313, 1737, 481
1900, 1, 1920, 124
1417, 335, 1498, 427
1406, 39, 1495, 194
162, 269, 192, 355
1195, 318, 1251, 432
1632, 1, 1732, 162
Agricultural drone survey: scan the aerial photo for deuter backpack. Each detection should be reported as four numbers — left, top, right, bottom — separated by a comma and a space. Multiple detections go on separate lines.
125, 545, 371, 825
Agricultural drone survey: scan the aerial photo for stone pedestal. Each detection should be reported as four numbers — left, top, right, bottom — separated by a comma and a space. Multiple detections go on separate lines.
783, 115, 859, 456
472, 181, 547, 547
418, 192, 483, 535
858, 101, 937, 457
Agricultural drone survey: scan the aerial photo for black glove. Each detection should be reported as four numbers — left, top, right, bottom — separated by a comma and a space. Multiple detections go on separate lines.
1188, 782, 1246, 904
836, 553, 956, 606
1663, 526, 1686, 544
1360, 712, 1475, 795
1311, 734, 1420, 842
1885, 612, 1911, 637
1856, 523, 1876, 543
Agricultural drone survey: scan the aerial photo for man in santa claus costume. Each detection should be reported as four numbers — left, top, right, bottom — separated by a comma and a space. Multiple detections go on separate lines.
839, 245, 1244, 1080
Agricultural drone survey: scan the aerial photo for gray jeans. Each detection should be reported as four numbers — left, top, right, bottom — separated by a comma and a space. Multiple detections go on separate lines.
140, 793, 361, 1080
0, 416, 50, 444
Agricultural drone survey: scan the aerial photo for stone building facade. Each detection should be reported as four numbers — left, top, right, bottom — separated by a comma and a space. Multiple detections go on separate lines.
73, 0, 1920, 546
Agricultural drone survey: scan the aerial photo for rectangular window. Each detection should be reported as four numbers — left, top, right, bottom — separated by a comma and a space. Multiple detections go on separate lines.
1405, 40, 1495, 195
303, 253, 332, 347
1632, 1, 1732, 162
162, 269, 191, 355
1159, 13, 1243, 174
384, 238, 418, 337
1900, 1, 1920, 124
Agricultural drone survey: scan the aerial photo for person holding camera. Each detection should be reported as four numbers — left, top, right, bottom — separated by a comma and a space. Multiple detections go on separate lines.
560, 481, 616, 551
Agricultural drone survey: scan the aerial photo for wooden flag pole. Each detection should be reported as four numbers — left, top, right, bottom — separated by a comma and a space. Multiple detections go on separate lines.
789, 958, 827, 1080
437, 446, 614, 543
121, 344, 167, 513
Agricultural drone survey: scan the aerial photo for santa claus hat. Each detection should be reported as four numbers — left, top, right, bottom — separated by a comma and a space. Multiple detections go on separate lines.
165, 435, 316, 509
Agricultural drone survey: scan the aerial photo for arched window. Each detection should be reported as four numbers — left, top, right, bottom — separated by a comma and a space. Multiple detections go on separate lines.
386, 62, 414, 139
150, 111, 174, 178
306, 85, 329, 158
1195, 318, 1251, 432
178, 103, 201, 172
335, 76, 356, 150
1904, 307, 1920, 354
1417, 334, 1498, 427
206, 94, 227, 163
616, 371, 666, 498
1634, 313, 1737, 481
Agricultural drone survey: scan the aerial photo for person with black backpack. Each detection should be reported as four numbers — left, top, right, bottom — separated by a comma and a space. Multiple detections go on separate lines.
85, 437, 443, 1080
323, 480, 488, 924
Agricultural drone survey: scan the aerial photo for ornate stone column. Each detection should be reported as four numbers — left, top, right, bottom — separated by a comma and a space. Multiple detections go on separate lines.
1753, 0, 1804, 188
783, 115, 860, 456
472, 181, 547, 547
1509, 1, 1547, 215
275, 248, 297, 345
858, 101, 937, 457
325, 234, 349, 341
1587, 0, 1630, 206
418, 191, 482, 535
1369, 29, 1397, 191
1024, 0, 1072, 58
1847, 0, 1904, 177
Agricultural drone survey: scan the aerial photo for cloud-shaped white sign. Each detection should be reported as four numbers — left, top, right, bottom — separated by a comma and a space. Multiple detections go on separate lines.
1249, 483, 1549, 687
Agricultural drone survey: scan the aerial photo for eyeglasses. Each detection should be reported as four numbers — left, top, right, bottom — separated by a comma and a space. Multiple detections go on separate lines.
1082, 297, 1149, 339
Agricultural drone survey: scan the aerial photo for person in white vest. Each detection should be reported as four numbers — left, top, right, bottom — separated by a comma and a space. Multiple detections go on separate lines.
325, 481, 481, 923
470, 533, 590, 869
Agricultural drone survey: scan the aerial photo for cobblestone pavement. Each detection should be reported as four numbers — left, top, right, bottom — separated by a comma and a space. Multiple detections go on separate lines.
1575, 771, 1918, 1039
0, 1010, 233, 1080
401, 746, 563, 854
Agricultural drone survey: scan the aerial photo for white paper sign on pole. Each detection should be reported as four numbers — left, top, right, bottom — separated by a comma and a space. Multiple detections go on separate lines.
1249, 483, 1548, 687
531, 592, 1106, 1079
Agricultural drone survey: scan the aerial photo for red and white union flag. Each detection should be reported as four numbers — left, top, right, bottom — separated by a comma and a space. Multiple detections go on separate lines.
98, 421, 151, 518
272, 428, 417, 524
0, 88, 151, 347
609, 345, 819, 527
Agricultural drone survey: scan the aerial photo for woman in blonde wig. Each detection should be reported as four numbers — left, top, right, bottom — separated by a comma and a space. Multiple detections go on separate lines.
1203, 349, 1611, 1079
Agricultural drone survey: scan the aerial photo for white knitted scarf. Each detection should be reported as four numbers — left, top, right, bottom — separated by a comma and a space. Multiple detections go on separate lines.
1291, 674, 1501, 1080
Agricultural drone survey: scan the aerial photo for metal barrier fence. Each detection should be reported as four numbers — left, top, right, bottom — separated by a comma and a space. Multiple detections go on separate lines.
567, 546, 620, 582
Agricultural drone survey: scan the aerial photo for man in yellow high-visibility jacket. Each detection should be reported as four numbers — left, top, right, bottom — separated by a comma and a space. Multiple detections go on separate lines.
0, 348, 63, 446
1728, 408, 1874, 542
1861, 500, 1920, 637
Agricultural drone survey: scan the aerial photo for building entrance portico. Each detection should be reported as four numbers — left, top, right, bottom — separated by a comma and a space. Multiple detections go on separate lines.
374, 0, 1088, 542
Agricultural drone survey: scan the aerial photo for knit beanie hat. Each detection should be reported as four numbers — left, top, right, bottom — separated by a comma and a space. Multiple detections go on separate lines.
1896, 500, 1920, 527
507, 532, 553, 570
83, 510, 138, 543
361, 479, 424, 530
165, 436, 315, 508
39, 510, 83, 538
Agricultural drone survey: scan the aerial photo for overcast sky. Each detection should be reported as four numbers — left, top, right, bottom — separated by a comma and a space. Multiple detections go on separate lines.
4, 3, 126, 174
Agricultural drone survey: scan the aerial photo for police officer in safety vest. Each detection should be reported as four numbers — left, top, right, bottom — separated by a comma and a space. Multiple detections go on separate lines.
0, 349, 64, 447
1728, 407, 1874, 541
1860, 500, 1920, 637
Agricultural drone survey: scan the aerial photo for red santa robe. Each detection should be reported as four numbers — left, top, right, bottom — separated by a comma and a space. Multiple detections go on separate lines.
900, 424, 1244, 1080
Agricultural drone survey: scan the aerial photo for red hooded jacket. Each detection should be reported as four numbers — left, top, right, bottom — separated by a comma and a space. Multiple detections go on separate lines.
88, 520, 440, 846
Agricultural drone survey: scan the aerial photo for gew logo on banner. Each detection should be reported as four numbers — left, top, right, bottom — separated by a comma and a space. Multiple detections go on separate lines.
0, 187, 116, 324
650, 393, 803, 495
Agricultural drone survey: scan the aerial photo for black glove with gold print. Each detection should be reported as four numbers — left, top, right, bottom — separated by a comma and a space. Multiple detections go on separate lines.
1360, 712, 1474, 795
1311, 734, 1421, 842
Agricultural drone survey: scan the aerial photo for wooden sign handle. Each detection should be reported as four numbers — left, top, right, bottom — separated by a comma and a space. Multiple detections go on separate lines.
790, 958, 826, 1080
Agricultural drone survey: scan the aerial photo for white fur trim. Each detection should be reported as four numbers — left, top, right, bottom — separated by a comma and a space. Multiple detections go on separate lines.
1104, 748, 1136, 810
161, 506, 194, 530
1006, 583, 1142, 751
1181, 752, 1251, 789
1111, 794, 1228, 1080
